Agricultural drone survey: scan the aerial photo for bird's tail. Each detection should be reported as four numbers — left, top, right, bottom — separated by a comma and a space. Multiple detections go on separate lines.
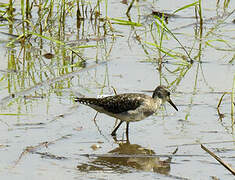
74, 97, 80, 102
74, 97, 98, 105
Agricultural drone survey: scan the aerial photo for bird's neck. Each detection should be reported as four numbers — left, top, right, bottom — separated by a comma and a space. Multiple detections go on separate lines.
153, 98, 163, 109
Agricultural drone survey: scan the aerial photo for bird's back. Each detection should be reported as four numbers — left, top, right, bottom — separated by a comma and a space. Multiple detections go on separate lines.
75, 93, 160, 122
75, 93, 149, 113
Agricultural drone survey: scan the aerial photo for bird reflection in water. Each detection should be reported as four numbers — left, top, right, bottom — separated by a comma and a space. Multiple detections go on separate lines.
77, 141, 176, 175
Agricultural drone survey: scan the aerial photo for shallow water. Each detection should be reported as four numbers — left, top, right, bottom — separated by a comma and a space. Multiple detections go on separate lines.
0, 0, 235, 179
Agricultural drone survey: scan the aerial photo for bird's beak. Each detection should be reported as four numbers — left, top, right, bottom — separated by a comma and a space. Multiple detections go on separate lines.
167, 98, 178, 111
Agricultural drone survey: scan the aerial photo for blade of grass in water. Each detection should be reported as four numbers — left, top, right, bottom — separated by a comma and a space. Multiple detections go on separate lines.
144, 41, 178, 59
6, 32, 95, 61
0, 24, 9, 27
173, 1, 199, 14
232, 74, 235, 125
30, 32, 96, 48
205, 39, 232, 49
0, 3, 9, 7
111, 18, 142, 27
154, 15, 193, 62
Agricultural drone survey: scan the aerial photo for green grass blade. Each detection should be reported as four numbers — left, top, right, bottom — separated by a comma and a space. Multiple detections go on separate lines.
144, 41, 178, 59
111, 18, 142, 27
205, 39, 232, 48
173, 1, 199, 14
154, 15, 193, 62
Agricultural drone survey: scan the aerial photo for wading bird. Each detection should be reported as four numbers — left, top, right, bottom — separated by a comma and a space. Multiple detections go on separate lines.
74, 86, 178, 138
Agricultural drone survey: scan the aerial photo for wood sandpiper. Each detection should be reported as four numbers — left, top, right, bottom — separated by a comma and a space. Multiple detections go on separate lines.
74, 85, 178, 138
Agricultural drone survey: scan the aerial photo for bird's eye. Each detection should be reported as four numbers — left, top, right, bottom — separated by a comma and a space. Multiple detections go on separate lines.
157, 92, 163, 98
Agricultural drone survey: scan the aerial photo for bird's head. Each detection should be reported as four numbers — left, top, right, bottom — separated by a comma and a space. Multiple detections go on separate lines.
152, 86, 178, 111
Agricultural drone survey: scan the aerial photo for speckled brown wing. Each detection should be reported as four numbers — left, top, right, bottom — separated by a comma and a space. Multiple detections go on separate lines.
74, 94, 146, 114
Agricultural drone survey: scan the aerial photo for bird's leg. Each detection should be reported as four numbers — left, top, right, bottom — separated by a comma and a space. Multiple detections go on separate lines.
112, 135, 118, 142
114, 118, 119, 127
126, 122, 129, 142
93, 112, 98, 121
111, 121, 123, 136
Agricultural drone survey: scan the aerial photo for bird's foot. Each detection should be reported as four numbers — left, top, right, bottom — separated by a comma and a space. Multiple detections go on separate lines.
111, 132, 116, 137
